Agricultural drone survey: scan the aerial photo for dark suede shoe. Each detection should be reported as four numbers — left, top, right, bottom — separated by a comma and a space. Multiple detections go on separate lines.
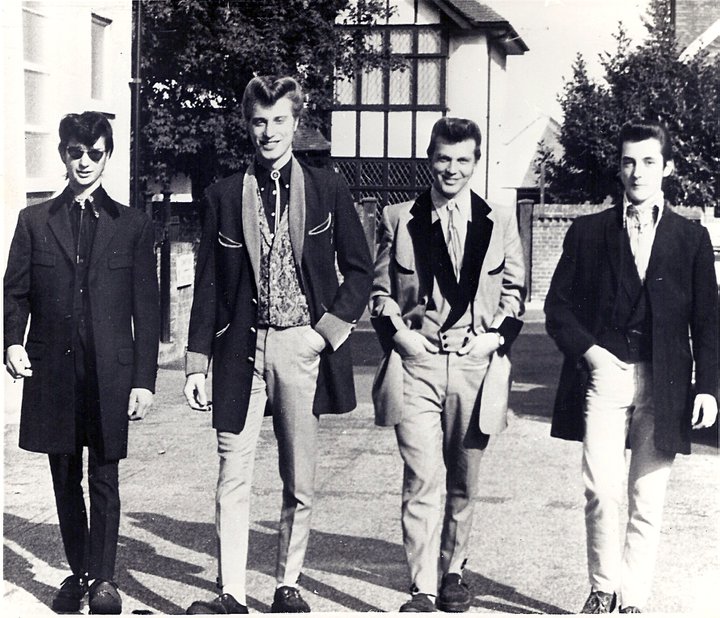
437, 573, 471, 612
620, 606, 642, 613
88, 579, 122, 615
270, 586, 310, 612
399, 593, 437, 612
581, 590, 617, 614
186, 593, 248, 614
51, 574, 88, 612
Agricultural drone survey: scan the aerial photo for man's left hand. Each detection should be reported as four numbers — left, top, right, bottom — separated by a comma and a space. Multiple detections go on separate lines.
457, 332, 503, 357
128, 388, 154, 421
692, 394, 718, 429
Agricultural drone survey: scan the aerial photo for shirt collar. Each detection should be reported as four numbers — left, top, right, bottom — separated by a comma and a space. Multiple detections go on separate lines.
430, 185, 472, 222
255, 156, 292, 187
623, 191, 664, 229
65, 186, 103, 218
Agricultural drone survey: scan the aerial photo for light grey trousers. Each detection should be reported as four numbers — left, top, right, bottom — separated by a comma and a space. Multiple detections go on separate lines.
583, 361, 675, 609
215, 325, 323, 603
395, 348, 490, 595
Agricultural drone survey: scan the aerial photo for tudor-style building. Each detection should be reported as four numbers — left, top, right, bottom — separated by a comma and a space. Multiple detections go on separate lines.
331, 0, 527, 209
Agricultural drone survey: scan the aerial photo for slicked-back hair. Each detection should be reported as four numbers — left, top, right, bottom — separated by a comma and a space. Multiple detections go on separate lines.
426, 117, 483, 160
58, 111, 114, 155
242, 76, 304, 122
618, 118, 673, 163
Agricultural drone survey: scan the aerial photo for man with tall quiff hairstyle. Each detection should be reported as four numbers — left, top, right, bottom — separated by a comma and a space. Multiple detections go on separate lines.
183, 76, 373, 614
545, 118, 718, 613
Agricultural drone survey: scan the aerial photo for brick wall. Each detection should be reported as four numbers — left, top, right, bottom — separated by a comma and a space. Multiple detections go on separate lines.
530, 204, 610, 301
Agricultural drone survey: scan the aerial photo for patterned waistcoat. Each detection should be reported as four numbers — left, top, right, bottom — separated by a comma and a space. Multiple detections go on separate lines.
257, 200, 311, 327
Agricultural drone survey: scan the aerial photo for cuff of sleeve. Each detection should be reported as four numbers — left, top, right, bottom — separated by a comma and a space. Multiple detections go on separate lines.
131, 380, 156, 394
185, 351, 210, 377
314, 312, 356, 351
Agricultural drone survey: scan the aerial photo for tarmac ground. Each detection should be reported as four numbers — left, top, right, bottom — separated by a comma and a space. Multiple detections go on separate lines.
3, 309, 718, 616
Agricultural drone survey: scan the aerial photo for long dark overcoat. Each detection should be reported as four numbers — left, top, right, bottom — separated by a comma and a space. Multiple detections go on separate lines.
544, 203, 718, 455
4, 187, 160, 460
186, 160, 373, 434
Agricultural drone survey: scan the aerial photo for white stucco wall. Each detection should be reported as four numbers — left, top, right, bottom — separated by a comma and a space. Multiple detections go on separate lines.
2, 0, 28, 417
486, 43, 515, 208
446, 32, 491, 198
389, 0, 440, 24
5, 0, 132, 204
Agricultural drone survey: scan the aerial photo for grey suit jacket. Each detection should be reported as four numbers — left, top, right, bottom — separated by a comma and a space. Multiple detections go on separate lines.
369, 189, 526, 432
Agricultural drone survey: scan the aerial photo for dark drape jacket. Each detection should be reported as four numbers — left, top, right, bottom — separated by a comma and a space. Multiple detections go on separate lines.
186, 159, 373, 434
545, 203, 718, 454
4, 187, 160, 460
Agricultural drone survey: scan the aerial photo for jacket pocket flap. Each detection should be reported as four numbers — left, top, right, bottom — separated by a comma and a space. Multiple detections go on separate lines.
31, 251, 55, 266
218, 231, 243, 248
308, 214, 332, 236
393, 244, 416, 274
487, 259, 505, 275
109, 253, 132, 269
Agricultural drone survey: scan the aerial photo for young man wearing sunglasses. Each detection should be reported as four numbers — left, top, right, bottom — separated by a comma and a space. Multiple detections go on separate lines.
4, 111, 159, 614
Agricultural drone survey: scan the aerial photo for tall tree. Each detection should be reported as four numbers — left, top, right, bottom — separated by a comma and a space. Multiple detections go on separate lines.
139, 0, 397, 196
545, 0, 720, 208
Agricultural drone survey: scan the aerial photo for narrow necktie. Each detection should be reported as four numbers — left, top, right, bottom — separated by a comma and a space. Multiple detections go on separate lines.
447, 199, 463, 279
270, 169, 281, 237
627, 205, 657, 281
75, 199, 89, 264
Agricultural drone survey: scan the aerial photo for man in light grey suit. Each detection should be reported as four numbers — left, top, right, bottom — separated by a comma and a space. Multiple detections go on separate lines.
370, 117, 526, 612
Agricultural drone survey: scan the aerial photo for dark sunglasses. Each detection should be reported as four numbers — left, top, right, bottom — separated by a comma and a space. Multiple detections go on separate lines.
66, 146, 106, 162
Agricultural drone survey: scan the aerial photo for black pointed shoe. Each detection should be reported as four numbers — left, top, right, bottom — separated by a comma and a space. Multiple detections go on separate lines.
620, 606, 642, 613
52, 574, 88, 612
270, 586, 310, 613
581, 589, 617, 614
186, 593, 248, 614
437, 573, 471, 612
399, 593, 437, 612
88, 579, 122, 615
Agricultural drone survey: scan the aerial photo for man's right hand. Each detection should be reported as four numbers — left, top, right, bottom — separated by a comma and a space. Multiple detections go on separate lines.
5, 345, 33, 379
583, 344, 631, 372
183, 373, 211, 411
392, 329, 438, 357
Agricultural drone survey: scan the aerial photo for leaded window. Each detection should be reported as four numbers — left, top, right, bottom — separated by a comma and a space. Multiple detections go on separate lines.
331, 26, 447, 209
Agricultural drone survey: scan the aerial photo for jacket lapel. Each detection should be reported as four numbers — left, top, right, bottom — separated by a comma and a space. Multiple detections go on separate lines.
406, 191, 436, 300
604, 202, 635, 297
47, 192, 75, 265
431, 218, 459, 305
460, 192, 493, 287
89, 188, 120, 269
288, 156, 305, 269
241, 165, 262, 290
645, 204, 678, 281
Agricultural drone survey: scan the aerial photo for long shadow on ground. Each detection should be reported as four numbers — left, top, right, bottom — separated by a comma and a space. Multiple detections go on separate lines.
5, 506, 569, 613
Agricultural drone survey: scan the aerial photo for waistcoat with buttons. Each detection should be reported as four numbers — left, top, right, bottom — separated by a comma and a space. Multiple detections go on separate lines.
597, 232, 653, 363
418, 283, 475, 352
256, 200, 311, 327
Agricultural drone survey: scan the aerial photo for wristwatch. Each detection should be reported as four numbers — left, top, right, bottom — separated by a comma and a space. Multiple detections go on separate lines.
487, 327, 505, 348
